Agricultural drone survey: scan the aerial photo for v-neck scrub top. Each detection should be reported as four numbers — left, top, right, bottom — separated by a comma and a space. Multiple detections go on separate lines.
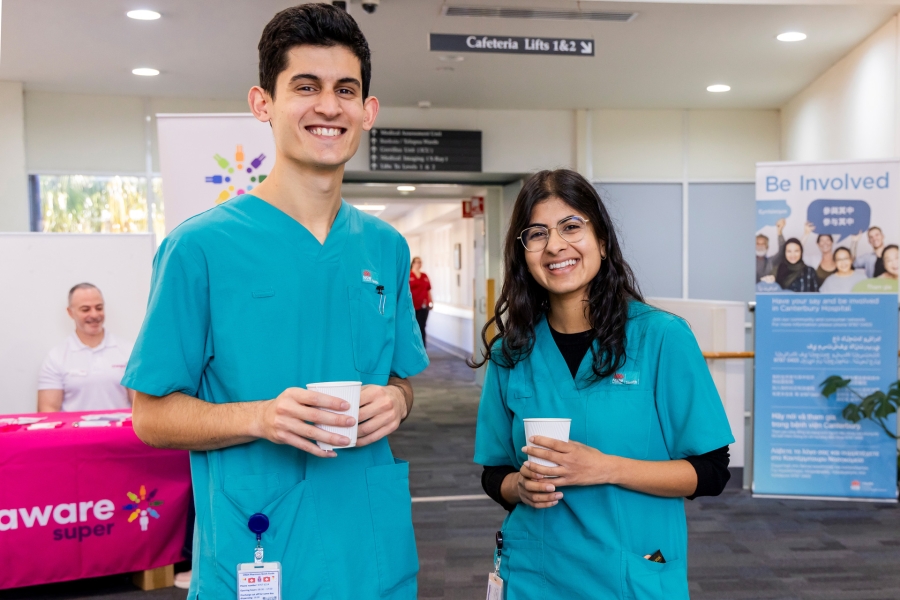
474, 302, 734, 600
123, 195, 429, 599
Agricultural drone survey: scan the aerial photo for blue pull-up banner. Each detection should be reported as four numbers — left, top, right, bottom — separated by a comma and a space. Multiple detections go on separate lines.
754, 160, 899, 501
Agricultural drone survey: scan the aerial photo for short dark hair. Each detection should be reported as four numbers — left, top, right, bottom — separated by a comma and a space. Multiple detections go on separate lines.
258, 3, 372, 100
68, 283, 100, 305
817, 234, 833, 244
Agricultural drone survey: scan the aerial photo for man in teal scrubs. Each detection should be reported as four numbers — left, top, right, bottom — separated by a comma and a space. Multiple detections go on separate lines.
122, 5, 428, 598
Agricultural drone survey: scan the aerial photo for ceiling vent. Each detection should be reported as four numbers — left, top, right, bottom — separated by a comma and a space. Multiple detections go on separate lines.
442, 6, 637, 22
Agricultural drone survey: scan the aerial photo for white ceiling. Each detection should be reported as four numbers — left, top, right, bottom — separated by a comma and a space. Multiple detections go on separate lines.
1, 0, 898, 109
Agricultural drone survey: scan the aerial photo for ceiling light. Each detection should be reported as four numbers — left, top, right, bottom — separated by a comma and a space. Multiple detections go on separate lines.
777, 32, 806, 42
132, 68, 160, 76
397, 185, 416, 192
354, 204, 386, 211
707, 84, 730, 93
418, 101, 432, 109
126, 9, 161, 20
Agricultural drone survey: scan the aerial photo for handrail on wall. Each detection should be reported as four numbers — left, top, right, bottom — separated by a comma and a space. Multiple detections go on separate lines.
702, 351, 755, 359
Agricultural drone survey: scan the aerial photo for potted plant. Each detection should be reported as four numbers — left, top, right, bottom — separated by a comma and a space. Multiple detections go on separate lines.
820, 376, 900, 474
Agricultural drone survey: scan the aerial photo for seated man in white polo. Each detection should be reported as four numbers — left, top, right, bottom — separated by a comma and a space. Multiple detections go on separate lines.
37, 283, 134, 412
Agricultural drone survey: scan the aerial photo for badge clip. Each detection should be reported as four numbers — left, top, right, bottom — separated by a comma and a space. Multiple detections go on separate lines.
248, 513, 269, 565
486, 530, 504, 599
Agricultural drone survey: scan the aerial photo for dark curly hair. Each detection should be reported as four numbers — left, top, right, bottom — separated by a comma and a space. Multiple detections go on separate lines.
258, 3, 372, 99
470, 169, 643, 380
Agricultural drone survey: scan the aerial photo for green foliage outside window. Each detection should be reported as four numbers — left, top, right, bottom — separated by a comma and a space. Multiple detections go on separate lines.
36, 175, 165, 241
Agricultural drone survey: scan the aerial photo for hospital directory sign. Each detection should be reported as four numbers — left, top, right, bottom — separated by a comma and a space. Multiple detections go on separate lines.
753, 160, 900, 501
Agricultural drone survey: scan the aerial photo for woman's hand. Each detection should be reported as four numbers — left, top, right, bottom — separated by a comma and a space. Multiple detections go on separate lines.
502, 470, 563, 509
523, 436, 699, 498
521, 436, 622, 487
761, 275, 775, 283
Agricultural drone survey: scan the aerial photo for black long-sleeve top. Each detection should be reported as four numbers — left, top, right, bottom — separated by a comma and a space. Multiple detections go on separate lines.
481, 326, 731, 511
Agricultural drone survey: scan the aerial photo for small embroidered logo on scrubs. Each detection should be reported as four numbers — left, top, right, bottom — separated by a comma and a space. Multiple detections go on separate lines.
611, 371, 640, 385
122, 484, 164, 532
362, 269, 379, 285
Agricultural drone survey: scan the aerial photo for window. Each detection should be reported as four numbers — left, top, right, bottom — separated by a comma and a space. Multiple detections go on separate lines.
29, 174, 165, 241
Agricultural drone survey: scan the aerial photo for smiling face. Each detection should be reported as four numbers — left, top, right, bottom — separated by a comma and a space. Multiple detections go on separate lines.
249, 45, 378, 171
868, 227, 884, 250
834, 249, 853, 275
785, 242, 803, 265
883, 247, 899, 278
817, 235, 833, 255
67, 287, 105, 337
523, 197, 604, 301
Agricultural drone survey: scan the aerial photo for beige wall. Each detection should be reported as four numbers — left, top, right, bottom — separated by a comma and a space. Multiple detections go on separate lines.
590, 109, 780, 182
782, 16, 899, 161
0, 82, 29, 232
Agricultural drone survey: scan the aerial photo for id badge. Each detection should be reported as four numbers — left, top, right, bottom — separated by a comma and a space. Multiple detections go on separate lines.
486, 572, 504, 600
237, 562, 282, 600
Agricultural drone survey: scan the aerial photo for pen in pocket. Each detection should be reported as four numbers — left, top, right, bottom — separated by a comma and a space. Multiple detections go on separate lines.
376, 285, 385, 314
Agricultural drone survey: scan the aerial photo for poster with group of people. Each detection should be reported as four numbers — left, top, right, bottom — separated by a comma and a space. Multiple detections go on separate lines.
754, 159, 899, 501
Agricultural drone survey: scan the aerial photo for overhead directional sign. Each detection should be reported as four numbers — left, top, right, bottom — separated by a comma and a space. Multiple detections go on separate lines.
430, 33, 594, 56
370, 129, 481, 172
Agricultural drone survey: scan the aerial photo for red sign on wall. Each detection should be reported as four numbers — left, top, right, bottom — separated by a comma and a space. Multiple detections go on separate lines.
462, 196, 484, 218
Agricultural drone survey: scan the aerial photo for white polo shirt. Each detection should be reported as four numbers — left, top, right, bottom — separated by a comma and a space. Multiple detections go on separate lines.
38, 332, 134, 412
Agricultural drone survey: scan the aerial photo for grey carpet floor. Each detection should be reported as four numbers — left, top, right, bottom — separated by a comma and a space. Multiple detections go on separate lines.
4, 346, 899, 599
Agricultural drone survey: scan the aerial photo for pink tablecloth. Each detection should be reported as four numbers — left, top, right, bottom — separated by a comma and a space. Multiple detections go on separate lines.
0, 410, 191, 590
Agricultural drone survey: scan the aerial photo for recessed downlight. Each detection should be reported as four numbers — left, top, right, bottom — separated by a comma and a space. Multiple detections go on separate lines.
127, 9, 161, 20
777, 32, 807, 42
397, 185, 416, 192
132, 68, 160, 76
707, 84, 731, 93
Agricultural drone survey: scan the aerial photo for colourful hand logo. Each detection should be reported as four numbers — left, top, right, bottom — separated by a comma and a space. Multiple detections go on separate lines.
205, 144, 269, 204
122, 484, 164, 532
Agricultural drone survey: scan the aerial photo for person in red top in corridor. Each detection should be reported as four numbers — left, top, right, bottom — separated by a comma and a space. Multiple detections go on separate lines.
409, 257, 433, 348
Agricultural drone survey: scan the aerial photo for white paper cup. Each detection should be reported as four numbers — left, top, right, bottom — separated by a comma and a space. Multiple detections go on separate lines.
307, 381, 362, 451
524, 418, 571, 471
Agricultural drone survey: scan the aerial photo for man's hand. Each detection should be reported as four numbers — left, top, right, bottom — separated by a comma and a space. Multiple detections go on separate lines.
356, 380, 411, 447
254, 388, 357, 458
521, 436, 621, 488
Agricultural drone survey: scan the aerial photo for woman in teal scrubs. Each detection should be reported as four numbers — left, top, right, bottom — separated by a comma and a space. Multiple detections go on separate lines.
473, 169, 734, 599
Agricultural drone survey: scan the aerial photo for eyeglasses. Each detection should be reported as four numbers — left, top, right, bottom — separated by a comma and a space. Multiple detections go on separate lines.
518, 216, 590, 252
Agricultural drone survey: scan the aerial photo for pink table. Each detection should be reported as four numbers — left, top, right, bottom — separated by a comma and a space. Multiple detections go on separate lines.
0, 410, 191, 590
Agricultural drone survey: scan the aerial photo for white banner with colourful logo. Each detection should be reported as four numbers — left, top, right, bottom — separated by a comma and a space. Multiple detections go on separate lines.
156, 113, 275, 233
754, 159, 899, 501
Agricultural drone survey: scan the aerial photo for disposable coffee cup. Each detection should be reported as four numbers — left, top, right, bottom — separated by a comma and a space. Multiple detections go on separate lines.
306, 381, 362, 451
523, 418, 571, 472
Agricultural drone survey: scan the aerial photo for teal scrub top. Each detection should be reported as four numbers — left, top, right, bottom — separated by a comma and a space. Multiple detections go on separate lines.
123, 195, 429, 600
474, 303, 734, 600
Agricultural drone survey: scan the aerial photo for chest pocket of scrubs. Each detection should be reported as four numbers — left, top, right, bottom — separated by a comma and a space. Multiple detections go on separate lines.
587, 385, 654, 460
348, 286, 396, 375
